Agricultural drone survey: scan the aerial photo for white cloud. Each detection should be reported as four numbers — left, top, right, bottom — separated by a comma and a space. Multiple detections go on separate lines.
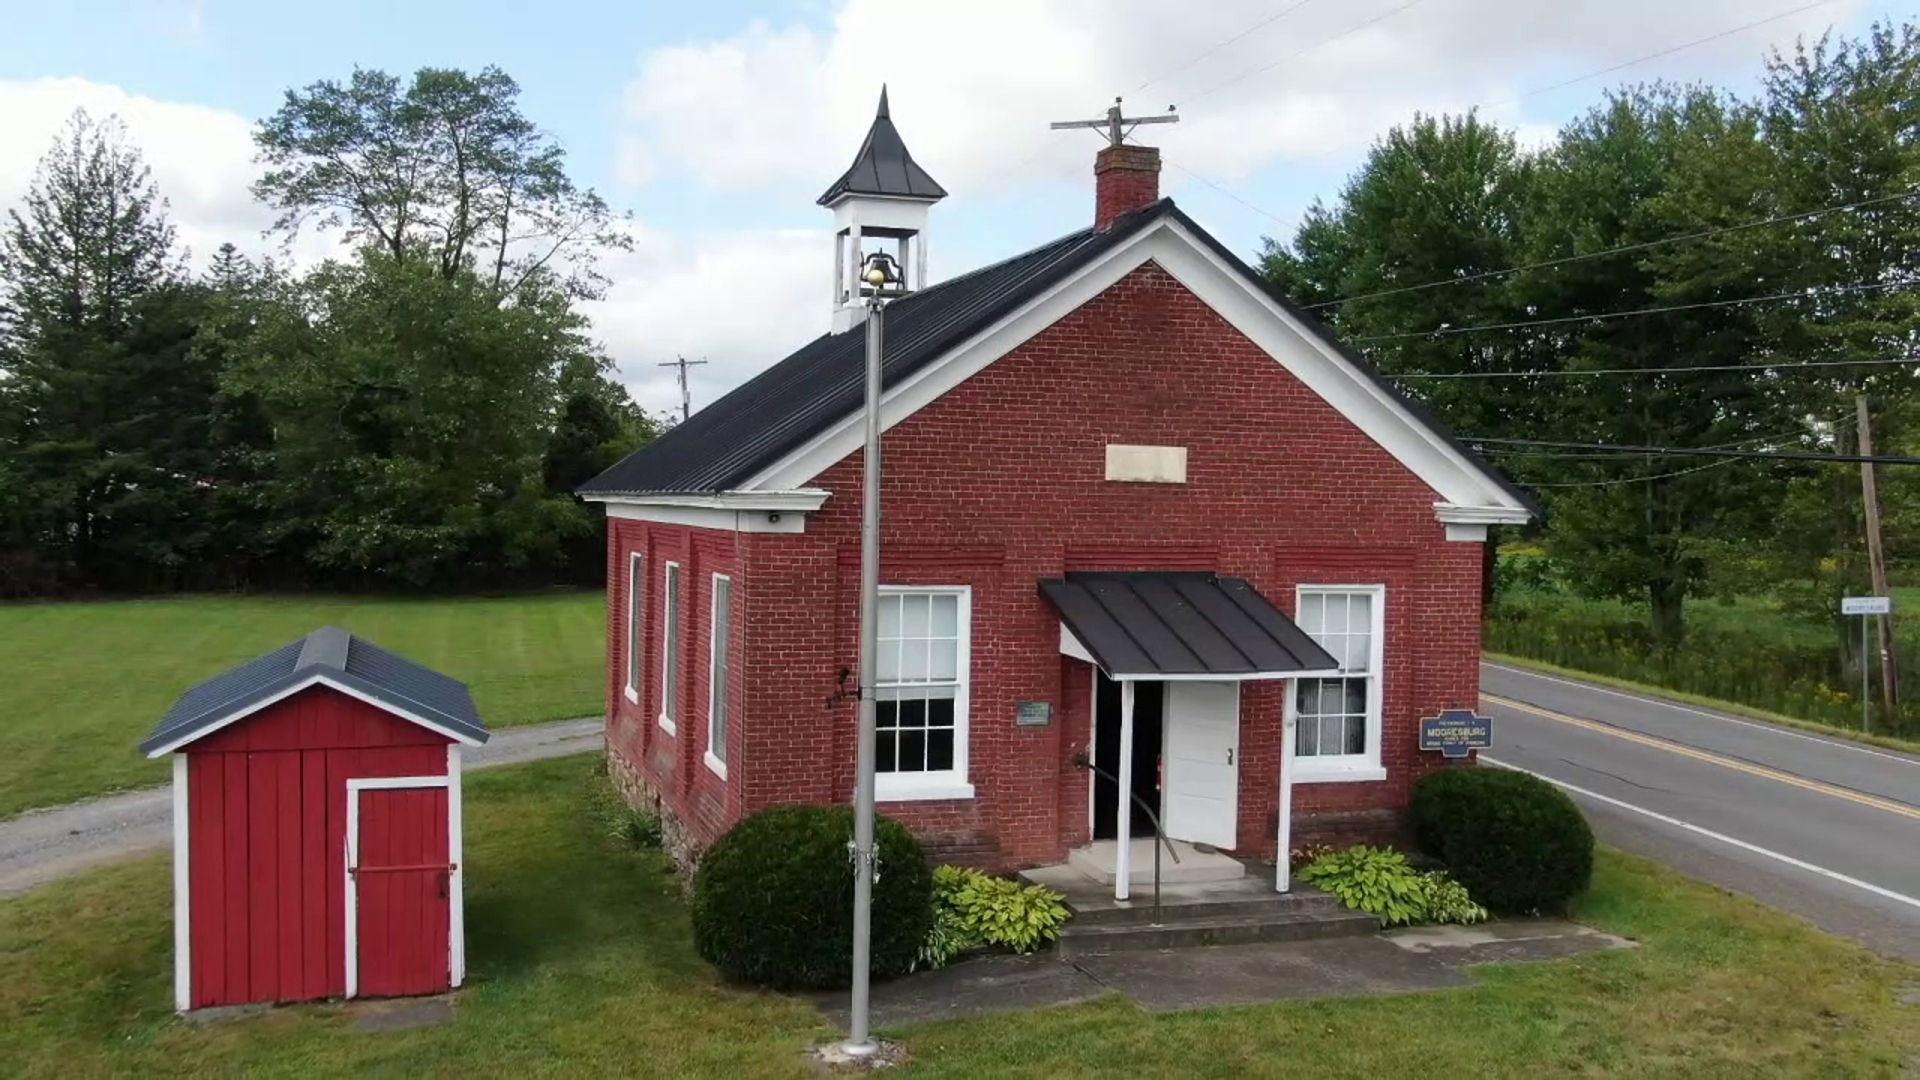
619, 0, 1863, 193
0, 78, 265, 267
583, 223, 825, 415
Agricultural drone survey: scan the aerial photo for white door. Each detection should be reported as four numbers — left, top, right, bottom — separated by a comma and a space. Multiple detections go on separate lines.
1162, 681, 1240, 848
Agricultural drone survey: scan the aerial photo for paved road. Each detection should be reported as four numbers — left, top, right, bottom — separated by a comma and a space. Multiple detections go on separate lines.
0, 718, 604, 898
1480, 661, 1920, 963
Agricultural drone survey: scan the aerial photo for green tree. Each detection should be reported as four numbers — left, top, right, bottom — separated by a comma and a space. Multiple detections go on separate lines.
1515, 85, 1808, 645
1746, 22, 1920, 683
0, 110, 219, 591
222, 249, 603, 586
1262, 113, 1540, 441
253, 66, 629, 300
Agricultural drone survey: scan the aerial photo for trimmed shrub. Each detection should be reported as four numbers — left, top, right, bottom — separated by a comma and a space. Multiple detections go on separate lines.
691, 805, 933, 990
1411, 767, 1594, 915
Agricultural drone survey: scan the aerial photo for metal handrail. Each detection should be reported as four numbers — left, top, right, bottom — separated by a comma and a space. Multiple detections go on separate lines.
1070, 751, 1180, 926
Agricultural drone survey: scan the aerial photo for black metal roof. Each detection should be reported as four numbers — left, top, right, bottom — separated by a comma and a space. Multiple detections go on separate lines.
577, 198, 1537, 516
1041, 572, 1338, 679
140, 626, 489, 755
816, 86, 948, 206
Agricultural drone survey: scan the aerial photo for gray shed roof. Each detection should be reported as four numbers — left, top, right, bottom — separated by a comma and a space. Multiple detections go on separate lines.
140, 626, 489, 756
816, 86, 948, 206
1041, 572, 1338, 680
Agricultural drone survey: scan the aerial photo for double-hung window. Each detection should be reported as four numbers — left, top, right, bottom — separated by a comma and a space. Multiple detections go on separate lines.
659, 561, 681, 734
1290, 585, 1386, 781
624, 553, 644, 705
875, 586, 972, 801
705, 574, 731, 778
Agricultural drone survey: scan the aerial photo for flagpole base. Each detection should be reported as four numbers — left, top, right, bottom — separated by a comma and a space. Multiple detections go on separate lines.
812, 1037, 905, 1069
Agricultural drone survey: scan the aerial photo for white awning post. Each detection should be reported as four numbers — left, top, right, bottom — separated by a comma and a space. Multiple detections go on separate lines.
1115, 678, 1135, 900
1277, 701, 1296, 894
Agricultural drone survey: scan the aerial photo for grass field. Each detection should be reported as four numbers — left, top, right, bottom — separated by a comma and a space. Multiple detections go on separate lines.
3, 755, 1914, 1078
0, 592, 605, 817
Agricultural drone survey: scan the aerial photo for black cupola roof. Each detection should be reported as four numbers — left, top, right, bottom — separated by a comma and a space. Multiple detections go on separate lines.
816, 86, 948, 206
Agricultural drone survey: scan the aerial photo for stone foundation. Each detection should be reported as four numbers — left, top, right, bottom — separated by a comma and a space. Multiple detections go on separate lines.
607, 745, 705, 880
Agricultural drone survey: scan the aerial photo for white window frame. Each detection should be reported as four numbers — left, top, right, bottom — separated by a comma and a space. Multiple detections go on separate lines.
659, 561, 681, 735
624, 552, 643, 705
1287, 584, 1388, 783
875, 584, 974, 802
704, 573, 731, 779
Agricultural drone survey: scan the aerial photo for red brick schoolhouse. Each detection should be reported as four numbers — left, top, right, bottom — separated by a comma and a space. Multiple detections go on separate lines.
579, 91, 1535, 896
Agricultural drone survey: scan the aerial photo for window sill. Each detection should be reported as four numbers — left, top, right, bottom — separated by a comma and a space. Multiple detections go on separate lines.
1291, 762, 1387, 784
876, 778, 975, 803
657, 714, 677, 737
624, 687, 639, 705
702, 749, 727, 780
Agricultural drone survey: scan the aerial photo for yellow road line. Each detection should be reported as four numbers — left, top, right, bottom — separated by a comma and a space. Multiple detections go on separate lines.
1481, 693, 1920, 820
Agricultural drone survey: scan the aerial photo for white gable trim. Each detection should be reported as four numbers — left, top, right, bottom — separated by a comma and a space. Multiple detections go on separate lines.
143, 673, 485, 758
740, 218, 1532, 520
593, 490, 830, 534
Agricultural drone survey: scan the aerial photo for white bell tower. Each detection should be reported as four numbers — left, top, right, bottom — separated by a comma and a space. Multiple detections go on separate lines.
819, 86, 947, 333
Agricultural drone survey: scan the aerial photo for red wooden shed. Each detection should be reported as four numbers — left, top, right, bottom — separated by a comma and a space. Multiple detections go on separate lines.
140, 626, 490, 1011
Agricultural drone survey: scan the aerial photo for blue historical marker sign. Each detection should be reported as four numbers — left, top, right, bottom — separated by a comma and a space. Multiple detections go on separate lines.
1420, 708, 1493, 759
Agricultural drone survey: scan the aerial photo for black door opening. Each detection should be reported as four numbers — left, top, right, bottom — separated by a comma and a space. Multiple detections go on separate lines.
1092, 673, 1163, 840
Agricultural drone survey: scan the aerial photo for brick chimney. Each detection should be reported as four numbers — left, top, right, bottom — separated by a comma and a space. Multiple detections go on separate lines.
1094, 144, 1161, 231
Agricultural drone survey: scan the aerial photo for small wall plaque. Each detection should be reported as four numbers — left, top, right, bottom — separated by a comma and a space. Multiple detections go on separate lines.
1419, 708, 1493, 759
1015, 701, 1054, 727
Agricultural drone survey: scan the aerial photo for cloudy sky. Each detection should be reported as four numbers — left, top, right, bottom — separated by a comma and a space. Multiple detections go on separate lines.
0, 0, 1907, 414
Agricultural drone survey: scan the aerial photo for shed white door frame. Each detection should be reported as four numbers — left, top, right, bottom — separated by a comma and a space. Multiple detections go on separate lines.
171, 753, 191, 1011
343, 766, 462, 999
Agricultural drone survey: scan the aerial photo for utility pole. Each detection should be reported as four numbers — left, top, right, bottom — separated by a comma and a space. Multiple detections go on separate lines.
842, 249, 905, 1061
1049, 95, 1179, 147
658, 355, 708, 423
1856, 394, 1899, 719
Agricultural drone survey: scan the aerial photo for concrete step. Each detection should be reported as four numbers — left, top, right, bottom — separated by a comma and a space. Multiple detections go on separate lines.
1066, 839, 1245, 886
1063, 889, 1343, 928
1054, 908, 1381, 957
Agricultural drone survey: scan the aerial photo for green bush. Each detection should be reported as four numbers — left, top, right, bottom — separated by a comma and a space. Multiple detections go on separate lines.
691, 806, 933, 990
1412, 767, 1594, 915
1418, 871, 1490, 925
1298, 846, 1489, 927
916, 865, 1071, 969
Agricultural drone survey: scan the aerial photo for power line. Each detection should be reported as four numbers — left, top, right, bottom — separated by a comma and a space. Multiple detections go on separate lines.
1476, 0, 1836, 114
1308, 189, 1919, 312
1484, 429, 1813, 459
1134, 1, 1319, 95
1389, 355, 1920, 379
1463, 436, 1920, 465
1353, 280, 1908, 343
1181, 0, 1433, 106
1165, 161, 1292, 226
1524, 457, 1748, 487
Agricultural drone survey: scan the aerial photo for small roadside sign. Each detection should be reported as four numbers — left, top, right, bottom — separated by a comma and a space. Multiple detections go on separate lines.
1842, 596, 1892, 616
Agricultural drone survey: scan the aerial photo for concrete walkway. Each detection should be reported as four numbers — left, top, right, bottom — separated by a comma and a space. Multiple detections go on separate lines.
0, 718, 603, 898
814, 920, 1632, 1027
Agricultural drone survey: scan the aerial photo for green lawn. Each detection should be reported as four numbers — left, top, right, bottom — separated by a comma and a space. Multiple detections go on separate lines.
0, 592, 606, 816
4, 756, 1915, 1078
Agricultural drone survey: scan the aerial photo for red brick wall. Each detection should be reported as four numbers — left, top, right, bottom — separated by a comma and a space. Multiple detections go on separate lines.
604, 261, 1486, 869
604, 516, 745, 856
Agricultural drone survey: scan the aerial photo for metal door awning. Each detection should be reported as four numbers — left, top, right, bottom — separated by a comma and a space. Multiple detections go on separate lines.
1039, 572, 1338, 680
